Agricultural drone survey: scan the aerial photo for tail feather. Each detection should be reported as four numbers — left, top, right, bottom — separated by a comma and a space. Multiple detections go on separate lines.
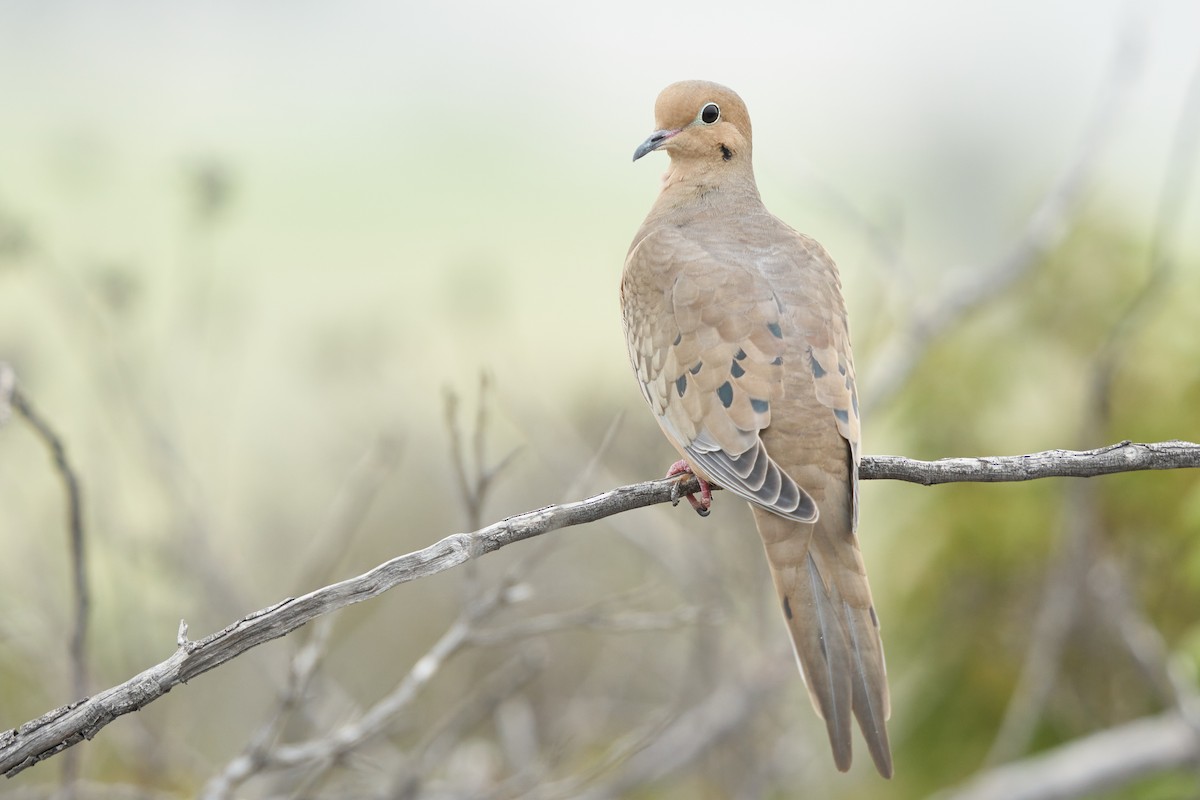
844, 598, 893, 777
803, 551, 854, 770
753, 504, 892, 777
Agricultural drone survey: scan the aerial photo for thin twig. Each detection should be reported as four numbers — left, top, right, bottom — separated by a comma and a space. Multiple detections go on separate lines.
977, 48, 1200, 769
200, 616, 334, 799
7, 387, 88, 702
1090, 45, 1200, 421
445, 375, 522, 617
1087, 555, 1198, 719
261, 616, 474, 772
2, 440, 1198, 776
981, 479, 1099, 765
209, 571, 527, 790
293, 433, 405, 591
864, 10, 1146, 412
466, 605, 706, 647
934, 711, 1200, 800
4, 374, 89, 793
390, 650, 547, 799
562, 657, 792, 800
445, 375, 521, 533
204, 431, 403, 797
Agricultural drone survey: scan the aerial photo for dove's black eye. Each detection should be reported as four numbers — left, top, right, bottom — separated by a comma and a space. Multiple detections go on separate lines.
700, 103, 720, 124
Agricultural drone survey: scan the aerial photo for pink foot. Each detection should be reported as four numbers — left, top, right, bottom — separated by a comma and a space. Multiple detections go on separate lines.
666, 460, 713, 517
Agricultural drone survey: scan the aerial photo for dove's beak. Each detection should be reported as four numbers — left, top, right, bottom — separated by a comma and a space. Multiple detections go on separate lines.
633, 129, 680, 162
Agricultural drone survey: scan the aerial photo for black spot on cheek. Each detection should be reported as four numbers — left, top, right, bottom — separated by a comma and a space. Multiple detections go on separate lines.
675, 375, 688, 397
782, 595, 793, 620
717, 381, 734, 408
719, 144, 733, 161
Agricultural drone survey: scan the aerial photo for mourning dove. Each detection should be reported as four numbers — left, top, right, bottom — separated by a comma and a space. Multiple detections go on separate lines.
621, 80, 892, 777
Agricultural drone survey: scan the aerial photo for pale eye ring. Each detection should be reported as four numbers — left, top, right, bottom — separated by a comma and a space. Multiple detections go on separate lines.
700, 103, 720, 124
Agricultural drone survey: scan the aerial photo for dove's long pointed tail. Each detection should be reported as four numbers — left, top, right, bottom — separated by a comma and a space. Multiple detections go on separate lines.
752, 496, 892, 777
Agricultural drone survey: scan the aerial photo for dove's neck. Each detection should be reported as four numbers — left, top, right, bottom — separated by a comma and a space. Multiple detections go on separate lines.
651, 159, 763, 217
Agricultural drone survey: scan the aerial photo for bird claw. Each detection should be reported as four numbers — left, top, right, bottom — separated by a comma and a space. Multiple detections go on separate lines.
665, 460, 713, 517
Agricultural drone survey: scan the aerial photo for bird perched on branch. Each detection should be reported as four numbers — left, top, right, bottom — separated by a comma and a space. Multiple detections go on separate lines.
620, 80, 892, 777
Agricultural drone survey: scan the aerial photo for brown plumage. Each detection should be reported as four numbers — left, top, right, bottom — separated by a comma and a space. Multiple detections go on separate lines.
621, 80, 892, 777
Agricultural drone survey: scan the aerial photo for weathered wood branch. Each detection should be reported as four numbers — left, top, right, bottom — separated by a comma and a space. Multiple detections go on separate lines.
2, 439, 1197, 776
934, 710, 1200, 800
865, 440, 1200, 484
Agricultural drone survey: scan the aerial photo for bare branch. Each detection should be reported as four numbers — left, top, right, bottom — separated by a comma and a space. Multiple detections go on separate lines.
864, 440, 1200, 485
252, 614, 474, 774
935, 711, 1200, 800
2, 439, 1197, 777
445, 374, 520, 533
200, 616, 334, 799
1, 368, 90, 793
466, 604, 706, 647
864, 12, 1146, 411
982, 477, 1100, 765
293, 433, 405, 594
5, 382, 89, 703
563, 658, 791, 800
390, 650, 547, 799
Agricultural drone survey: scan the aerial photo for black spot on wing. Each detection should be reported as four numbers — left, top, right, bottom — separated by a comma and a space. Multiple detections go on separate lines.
810, 352, 827, 378
717, 381, 734, 408
673, 333, 682, 346
675, 375, 688, 397
751, 398, 769, 414
730, 360, 745, 378
869, 605, 879, 628
770, 356, 783, 366
734, 348, 747, 361
834, 408, 849, 424
767, 322, 783, 339
783, 595, 793, 620
689, 362, 703, 375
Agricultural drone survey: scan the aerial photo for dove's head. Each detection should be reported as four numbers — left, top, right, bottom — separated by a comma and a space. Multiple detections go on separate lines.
633, 81, 753, 167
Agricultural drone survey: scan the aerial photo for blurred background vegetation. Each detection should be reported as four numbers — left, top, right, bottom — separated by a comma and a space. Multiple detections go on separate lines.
2, 1, 1200, 798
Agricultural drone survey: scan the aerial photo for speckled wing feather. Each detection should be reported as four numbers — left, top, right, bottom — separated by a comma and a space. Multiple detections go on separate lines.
622, 214, 890, 776
751, 230, 890, 776
622, 80, 891, 777
622, 225, 817, 522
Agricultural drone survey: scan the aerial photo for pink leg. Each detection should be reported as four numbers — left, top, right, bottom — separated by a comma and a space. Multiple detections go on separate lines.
666, 459, 713, 517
